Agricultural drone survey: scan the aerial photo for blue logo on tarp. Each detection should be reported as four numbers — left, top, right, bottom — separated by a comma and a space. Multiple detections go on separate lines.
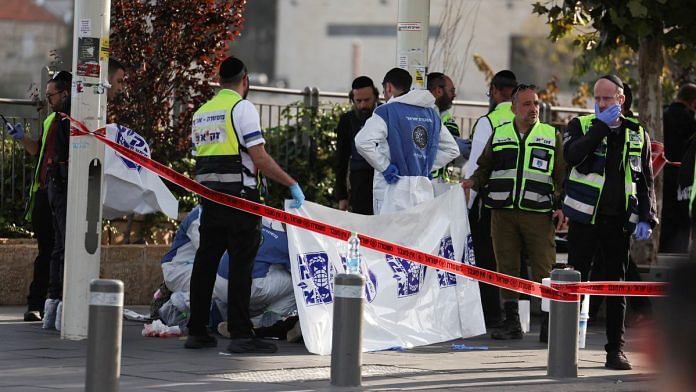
339, 256, 378, 303
437, 236, 457, 288
386, 255, 427, 297
464, 234, 476, 265
297, 252, 335, 305
115, 124, 149, 171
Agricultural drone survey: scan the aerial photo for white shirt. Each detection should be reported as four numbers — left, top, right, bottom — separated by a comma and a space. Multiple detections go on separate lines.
463, 115, 493, 208
232, 99, 265, 187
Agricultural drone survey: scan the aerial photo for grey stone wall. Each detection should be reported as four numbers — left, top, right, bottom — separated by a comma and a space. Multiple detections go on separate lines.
0, 242, 168, 306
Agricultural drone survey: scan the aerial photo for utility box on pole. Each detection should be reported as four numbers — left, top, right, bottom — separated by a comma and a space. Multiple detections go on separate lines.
63, 0, 111, 340
396, 0, 430, 90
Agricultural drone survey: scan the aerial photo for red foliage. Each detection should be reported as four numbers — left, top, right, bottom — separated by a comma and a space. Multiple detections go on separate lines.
109, 0, 246, 163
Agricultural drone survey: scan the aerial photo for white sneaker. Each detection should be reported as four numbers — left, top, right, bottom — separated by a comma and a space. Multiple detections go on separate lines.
42, 299, 59, 329
286, 320, 302, 343
217, 321, 230, 338
55, 301, 63, 331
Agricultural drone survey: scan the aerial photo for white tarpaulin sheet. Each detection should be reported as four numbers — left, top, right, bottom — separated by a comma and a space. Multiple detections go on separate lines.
286, 187, 486, 355
102, 124, 178, 219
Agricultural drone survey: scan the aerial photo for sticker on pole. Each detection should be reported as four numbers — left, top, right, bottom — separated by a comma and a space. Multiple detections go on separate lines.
77, 37, 100, 78
397, 22, 422, 32
90, 292, 124, 307
79, 19, 92, 37
100, 37, 110, 61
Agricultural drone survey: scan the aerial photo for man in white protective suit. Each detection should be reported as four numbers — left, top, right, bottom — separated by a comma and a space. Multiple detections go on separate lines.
355, 68, 459, 214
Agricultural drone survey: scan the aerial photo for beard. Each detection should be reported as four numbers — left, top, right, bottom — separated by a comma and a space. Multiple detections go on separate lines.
436, 97, 452, 112
355, 108, 373, 121
488, 96, 497, 112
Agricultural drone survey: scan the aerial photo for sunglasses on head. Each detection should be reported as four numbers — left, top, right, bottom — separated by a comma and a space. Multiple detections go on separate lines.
512, 84, 537, 96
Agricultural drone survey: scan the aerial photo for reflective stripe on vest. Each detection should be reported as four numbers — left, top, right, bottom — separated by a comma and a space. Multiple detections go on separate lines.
432, 110, 460, 180
194, 173, 242, 183
484, 121, 557, 212
562, 114, 644, 225
192, 89, 244, 190
24, 112, 55, 222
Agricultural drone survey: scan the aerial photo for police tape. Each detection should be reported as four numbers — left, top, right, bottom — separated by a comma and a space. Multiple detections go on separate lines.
551, 281, 667, 297
66, 116, 666, 302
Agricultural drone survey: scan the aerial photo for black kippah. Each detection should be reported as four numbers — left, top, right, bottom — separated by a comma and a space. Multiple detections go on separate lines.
352, 76, 374, 90
491, 70, 517, 89
600, 74, 624, 89
219, 57, 246, 80
52, 70, 72, 83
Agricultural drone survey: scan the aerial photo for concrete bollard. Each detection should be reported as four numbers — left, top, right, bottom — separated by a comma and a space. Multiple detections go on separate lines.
547, 268, 581, 378
330, 273, 365, 387
85, 279, 124, 392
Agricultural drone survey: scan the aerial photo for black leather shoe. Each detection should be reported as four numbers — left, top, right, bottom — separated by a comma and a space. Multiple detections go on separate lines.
490, 319, 523, 340
605, 350, 632, 370
227, 338, 278, 354
184, 334, 217, 349
24, 310, 42, 322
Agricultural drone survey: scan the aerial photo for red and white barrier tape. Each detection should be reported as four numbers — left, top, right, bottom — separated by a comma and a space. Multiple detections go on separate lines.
66, 116, 667, 301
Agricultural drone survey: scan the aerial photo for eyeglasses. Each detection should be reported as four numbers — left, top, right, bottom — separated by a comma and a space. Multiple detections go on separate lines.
46, 90, 64, 99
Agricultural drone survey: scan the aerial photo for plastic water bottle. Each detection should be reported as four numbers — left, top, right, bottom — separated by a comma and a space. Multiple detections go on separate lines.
578, 294, 590, 349
346, 232, 360, 275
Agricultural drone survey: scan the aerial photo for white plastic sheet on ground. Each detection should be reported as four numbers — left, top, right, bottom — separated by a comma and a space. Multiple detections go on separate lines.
102, 124, 178, 219
286, 186, 486, 355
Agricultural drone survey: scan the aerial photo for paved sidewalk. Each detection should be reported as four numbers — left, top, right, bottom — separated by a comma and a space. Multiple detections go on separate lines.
0, 306, 656, 391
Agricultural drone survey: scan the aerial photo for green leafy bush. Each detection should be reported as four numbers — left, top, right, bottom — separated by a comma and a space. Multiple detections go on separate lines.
263, 101, 349, 209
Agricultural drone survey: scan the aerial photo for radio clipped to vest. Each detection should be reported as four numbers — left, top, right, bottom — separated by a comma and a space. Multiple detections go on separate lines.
484, 121, 557, 212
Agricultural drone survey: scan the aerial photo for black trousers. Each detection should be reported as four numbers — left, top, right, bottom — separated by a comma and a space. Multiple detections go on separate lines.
47, 176, 67, 300
568, 216, 629, 353
468, 196, 501, 324
187, 196, 262, 338
588, 252, 651, 319
349, 169, 374, 215
26, 188, 55, 311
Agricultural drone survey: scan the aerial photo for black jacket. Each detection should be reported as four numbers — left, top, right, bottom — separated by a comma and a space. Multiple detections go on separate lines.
334, 109, 373, 200
564, 117, 657, 226
663, 102, 696, 221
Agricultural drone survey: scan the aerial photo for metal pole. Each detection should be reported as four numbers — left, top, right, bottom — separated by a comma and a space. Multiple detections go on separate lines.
330, 273, 365, 387
397, 0, 430, 90
547, 268, 581, 378
85, 279, 123, 392
62, 0, 110, 339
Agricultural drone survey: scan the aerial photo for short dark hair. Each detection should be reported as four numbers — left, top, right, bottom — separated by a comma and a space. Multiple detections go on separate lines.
349, 76, 379, 102
426, 72, 446, 91
48, 70, 72, 92
491, 70, 517, 89
382, 68, 412, 92
109, 58, 125, 77
219, 57, 247, 85
677, 83, 696, 103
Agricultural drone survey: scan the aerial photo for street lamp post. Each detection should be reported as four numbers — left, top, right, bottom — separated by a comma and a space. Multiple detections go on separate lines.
62, 0, 111, 340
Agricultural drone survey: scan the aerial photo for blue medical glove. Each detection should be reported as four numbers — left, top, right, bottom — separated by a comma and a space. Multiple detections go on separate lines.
633, 221, 652, 241
382, 163, 400, 184
289, 183, 305, 209
594, 103, 621, 127
5, 122, 25, 141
